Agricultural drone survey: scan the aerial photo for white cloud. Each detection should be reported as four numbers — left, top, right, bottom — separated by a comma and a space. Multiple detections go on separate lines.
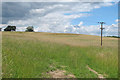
30, 9, 45, 14
2, 0, 119, 2
16, 27, 27, 31
5, 2, 117, 36
0, 24, 8, 31
64, 24, 118, 36
0, 24, 7, 28
78, 21, 83, 26
111, 23, 118, 27
115, 19, 120, 23
115, 19, 118, 22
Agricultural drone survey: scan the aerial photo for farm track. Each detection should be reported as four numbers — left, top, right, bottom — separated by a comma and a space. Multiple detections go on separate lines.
87, 65, 105, 79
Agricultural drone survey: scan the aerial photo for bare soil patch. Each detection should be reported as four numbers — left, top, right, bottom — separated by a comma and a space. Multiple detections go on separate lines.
46, 69, 75, 78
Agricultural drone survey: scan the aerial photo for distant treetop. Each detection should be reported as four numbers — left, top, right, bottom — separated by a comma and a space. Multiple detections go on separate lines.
25, 26, 34, 32
4, 25, 16, 31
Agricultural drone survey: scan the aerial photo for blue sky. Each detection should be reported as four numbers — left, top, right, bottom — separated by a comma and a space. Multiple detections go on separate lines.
71, 2, 118, 26
1, 2, 119, 36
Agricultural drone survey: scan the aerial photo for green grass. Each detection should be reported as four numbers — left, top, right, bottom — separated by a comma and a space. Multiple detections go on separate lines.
2, 32, 118, 78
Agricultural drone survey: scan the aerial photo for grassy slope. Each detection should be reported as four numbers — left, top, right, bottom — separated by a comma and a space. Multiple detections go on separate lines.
2, 32, 118, 78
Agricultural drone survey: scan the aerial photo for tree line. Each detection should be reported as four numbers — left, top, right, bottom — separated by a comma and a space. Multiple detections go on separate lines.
105, 36, 120, 38
3, 25, 34, 32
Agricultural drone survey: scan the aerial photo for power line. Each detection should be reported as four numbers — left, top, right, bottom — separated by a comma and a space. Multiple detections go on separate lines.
98, 22, 105, 47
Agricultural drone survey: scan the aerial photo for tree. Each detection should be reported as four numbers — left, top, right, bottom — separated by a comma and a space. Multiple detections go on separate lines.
0, 28, 2, 31
25, 26, 34, 32
4, 25, 16, 31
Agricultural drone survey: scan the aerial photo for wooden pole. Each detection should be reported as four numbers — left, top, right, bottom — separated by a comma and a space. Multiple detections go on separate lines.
98, 22, 105, 47
101, 23, 103, 46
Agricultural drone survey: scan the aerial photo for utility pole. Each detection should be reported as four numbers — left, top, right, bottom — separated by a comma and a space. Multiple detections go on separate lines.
98, 22, 105, 46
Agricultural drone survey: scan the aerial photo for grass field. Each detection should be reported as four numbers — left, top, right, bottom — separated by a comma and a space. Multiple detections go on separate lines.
2, 32, 118, 78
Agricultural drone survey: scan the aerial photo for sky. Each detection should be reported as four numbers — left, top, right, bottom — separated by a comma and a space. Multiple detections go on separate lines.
1, 1, 119, 36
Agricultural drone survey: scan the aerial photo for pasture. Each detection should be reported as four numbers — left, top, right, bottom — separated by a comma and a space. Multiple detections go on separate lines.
2, 32, 118, 78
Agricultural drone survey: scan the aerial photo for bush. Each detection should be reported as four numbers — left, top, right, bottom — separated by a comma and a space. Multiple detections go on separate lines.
4, 25, 16, 31
25, 26, 34, 32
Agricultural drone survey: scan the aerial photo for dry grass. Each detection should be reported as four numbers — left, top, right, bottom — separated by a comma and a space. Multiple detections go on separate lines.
3, 32, 118, 47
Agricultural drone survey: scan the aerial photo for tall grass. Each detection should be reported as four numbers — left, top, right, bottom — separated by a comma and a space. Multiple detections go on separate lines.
2, 32, 118, 78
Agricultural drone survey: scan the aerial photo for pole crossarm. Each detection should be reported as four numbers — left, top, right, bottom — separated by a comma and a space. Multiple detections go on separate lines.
100, 28, 105, 30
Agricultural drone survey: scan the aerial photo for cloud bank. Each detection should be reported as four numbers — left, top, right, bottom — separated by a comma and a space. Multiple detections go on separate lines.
1, 2, 118, 36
